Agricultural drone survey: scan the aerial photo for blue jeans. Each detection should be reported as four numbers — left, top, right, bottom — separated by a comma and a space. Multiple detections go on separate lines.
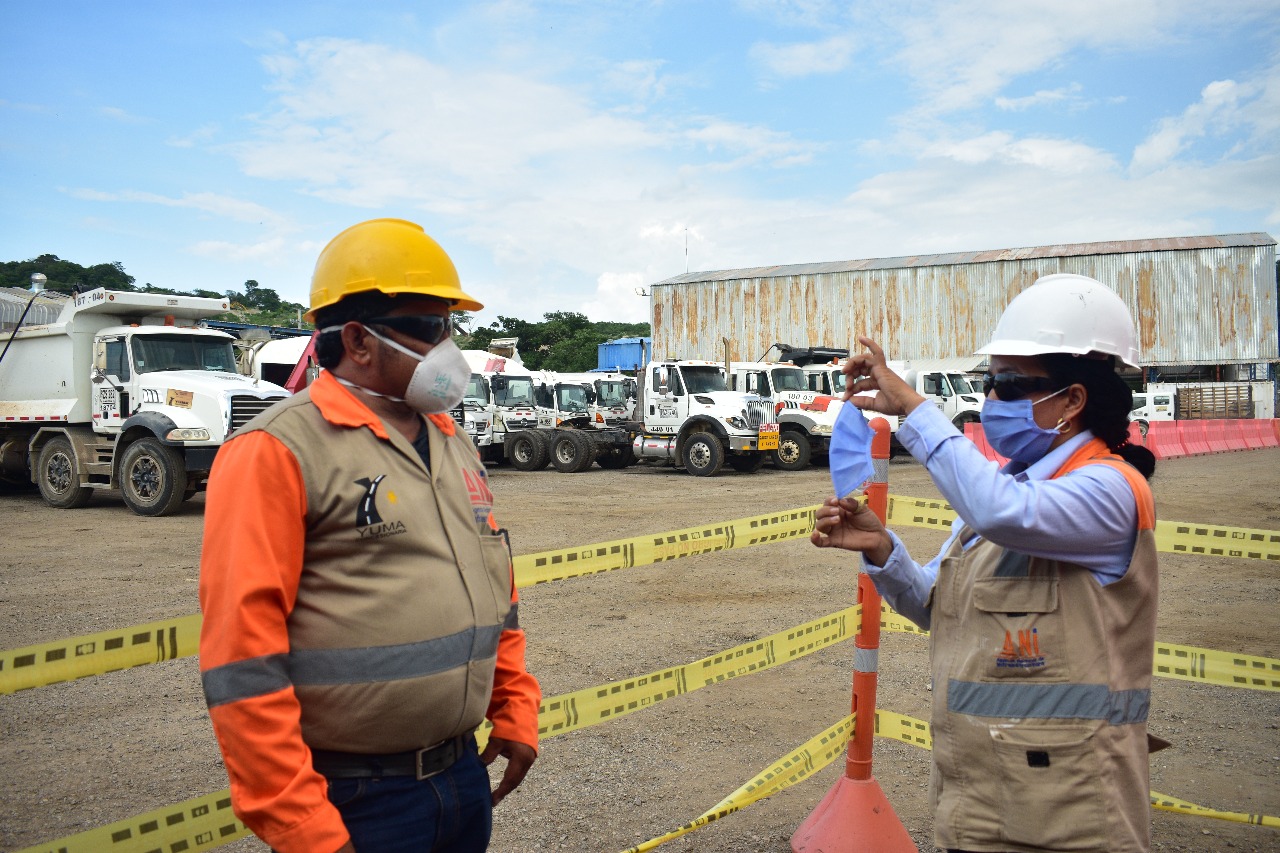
326, 737, 493, 852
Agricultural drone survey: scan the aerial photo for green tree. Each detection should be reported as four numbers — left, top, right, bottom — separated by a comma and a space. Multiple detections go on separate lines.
0, 254, 136, 293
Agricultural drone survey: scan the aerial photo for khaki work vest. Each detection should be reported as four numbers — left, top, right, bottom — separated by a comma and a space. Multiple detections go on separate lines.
243, 388, 513, 753
928, 440, 1158, 852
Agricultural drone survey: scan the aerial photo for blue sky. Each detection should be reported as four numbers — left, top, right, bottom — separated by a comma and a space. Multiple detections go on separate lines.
3, 1, 1277, 326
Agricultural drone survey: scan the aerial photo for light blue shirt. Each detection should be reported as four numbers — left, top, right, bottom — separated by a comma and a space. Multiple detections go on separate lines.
864, 402, 1139, 630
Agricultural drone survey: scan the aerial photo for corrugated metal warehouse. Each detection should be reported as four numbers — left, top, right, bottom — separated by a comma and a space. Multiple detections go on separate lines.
649, 233, 1278, 375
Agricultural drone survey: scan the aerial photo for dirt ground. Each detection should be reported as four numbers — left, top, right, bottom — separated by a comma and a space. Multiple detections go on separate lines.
1, 448, 1278, 853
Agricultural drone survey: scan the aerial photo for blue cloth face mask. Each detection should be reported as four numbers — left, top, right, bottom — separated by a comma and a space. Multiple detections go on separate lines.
829, 402, 874, 498
979, 386, 1068, 463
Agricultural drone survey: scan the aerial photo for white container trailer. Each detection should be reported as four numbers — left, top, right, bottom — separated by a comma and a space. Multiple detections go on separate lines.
0, 289, 287, 515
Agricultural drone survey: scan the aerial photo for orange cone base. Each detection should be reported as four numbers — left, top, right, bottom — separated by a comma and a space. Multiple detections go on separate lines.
791, 774, 918, 853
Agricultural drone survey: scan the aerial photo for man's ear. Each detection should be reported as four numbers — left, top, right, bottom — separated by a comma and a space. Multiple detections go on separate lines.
340, 322, 375, 367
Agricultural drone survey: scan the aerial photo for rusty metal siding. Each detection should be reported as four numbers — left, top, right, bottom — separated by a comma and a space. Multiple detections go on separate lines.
651, 235, 1277, 368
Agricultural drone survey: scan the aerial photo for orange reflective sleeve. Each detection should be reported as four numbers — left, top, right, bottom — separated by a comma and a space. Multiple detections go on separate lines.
486, 540, 542, 750
199, 431, 349, 853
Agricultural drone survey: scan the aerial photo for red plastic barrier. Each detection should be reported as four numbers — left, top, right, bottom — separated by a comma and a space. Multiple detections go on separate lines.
963, 422, 1007, 465
1222, 419, 1252, 451
1205, 420, 1232, 453
1144, 420, 1183, 460
1127, 422, 1145, 447
1257, 419, 1280, 449
1178, 421, 1211, 455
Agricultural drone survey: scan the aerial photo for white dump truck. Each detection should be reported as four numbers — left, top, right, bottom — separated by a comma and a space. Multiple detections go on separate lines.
805, 358, 981, 430
0, 288, 288, 515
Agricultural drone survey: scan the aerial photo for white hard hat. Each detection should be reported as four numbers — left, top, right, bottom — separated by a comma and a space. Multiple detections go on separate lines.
977, 273, 1140, 369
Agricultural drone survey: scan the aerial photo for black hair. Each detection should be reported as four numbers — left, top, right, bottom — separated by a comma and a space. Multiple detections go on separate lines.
1039, 352, 1156, 479
312, 291, 446, 369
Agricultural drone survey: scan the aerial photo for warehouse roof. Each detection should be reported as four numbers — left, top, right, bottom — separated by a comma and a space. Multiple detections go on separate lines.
653, 232, 1277, 286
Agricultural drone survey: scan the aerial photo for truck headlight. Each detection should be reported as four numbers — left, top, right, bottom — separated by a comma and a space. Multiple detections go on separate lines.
726, 416, 748, 430
167, 428, 211, 441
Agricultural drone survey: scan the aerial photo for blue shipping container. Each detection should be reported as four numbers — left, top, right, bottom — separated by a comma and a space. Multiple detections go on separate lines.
596, 337, 651, 373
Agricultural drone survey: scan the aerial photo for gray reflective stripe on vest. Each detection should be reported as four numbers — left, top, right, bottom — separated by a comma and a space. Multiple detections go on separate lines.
503, 602, 520, 630
202, 623, 504, 708
992, 549, 1031, 577
948, 680, 1150, 724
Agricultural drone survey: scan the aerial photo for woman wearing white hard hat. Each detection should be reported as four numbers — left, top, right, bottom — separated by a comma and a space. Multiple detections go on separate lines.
813, 273, 1159, 853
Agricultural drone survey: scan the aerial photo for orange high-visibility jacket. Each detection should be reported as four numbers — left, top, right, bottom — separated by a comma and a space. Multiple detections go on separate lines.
199, 371, 540, 853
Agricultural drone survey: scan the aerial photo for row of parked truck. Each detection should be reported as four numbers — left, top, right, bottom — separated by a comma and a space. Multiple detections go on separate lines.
0, 287, 990, 516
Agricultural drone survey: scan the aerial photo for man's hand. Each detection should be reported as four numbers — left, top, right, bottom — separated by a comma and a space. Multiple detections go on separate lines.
842, 336, 928, 417
810, 495, 894, 566
481, 737, 537, 805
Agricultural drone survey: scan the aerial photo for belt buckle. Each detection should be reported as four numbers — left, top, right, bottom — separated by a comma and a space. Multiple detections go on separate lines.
414, 738, 454, 780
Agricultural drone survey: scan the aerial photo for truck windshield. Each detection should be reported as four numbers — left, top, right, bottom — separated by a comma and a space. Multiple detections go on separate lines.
680, 366, 727, 393
595, 380, 629, 407
948, 373, 975, 394
556, 384, 590, 413
131, 334, 237, 374
830, 371, 846, 394
465, 374, 490, 406
493, 377, 535, 407
771, 367, 807, 392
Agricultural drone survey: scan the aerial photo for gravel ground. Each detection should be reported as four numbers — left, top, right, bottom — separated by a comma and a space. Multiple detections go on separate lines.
1, 449, 1278, 852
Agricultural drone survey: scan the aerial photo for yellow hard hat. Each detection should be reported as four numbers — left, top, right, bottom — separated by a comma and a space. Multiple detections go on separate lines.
304, 218, 483, 321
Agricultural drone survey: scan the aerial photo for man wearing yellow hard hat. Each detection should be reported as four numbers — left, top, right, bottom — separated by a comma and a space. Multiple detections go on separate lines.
199, 219, 541, 853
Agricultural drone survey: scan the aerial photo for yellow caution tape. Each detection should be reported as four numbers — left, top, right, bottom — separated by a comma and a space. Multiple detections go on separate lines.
13, 790, 250, 853
1151, 791, 1280, 827
3, 498, 1278, 694
621, 714, 857, 852
533, 605, 857, 740
512, 506, 817, 586
0, 615, 199, 695
1153, 642, 1280, 691
886, 495, 1280, 562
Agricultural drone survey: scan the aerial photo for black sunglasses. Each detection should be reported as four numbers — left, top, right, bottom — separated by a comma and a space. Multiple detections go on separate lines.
982, 372, 1062, 402
367, 314, 453, 345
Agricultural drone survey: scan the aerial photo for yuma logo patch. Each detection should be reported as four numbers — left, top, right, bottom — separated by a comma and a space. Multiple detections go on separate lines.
354, 475, 407, 541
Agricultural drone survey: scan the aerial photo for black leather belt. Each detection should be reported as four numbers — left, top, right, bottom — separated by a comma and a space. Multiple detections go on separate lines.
311, 734, 469, 780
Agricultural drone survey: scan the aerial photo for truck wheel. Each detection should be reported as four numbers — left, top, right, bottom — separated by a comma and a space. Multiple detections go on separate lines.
1135, 419, 1149, 438
506, 431, 549, 471
119, 438, 188, 517
771, 431, 811, 471
951, 412, 981, 430
682, 433, 724, 477
596, 444, 636, 469
551, 431, 595, 473
727, 453, 765, 473
36, 437, 93, 509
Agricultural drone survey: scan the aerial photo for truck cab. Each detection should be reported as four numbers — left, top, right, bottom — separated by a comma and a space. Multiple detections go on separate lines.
730, 361, 840, 470
632, 359, 776, 476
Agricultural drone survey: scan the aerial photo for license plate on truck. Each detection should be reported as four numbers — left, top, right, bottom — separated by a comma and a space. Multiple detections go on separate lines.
758, 423, 779, 451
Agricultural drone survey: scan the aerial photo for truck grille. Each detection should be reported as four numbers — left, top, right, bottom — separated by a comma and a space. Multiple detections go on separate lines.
746, 400, 774, 428
230, 395, 284, 431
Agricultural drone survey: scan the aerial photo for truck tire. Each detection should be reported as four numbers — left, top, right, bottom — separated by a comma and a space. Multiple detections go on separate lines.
771, 430, 811, 471
951, 412, 981, 429
727, 453, 765, 473
119, 438, 188, 517
596, 444, 636, 469
36, 437, 93, 509
1135, 419, 1149, 438
506, 431, 549, 471
682, 433, 724, 477
550, 430, 595, 473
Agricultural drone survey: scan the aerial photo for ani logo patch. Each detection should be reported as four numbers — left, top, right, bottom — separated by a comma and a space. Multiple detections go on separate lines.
996, 628, 1046, 670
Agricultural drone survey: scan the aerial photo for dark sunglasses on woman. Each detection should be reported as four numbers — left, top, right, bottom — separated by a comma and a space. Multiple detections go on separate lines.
367, 314, 453, 345
982, 372, 1063, 401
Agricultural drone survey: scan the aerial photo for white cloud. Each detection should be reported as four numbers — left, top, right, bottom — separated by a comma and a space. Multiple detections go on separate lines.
995, 83, 1083, 111
98, 106, 149, 124
1132, 64, 1280, 171
67, 188, 289, 228
750, 34, 857, 79
580, 271, 649, 323
190, 236, 288, 261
